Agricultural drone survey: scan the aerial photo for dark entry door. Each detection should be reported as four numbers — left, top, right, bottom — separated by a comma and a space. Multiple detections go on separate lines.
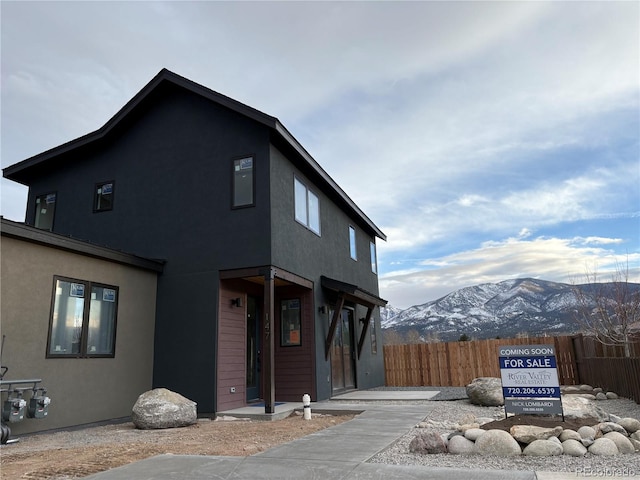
246, 296, 261, 401
331, 309, 356, 393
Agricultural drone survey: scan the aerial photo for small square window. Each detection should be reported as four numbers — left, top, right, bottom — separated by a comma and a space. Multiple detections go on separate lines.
34, 192, 56, 231
94, 181, 114, 212
233, 156, 255, 208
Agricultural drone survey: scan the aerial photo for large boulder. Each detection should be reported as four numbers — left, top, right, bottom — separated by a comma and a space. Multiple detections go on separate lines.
474, 429, 521, 456
132, 388, 197, 430
448, 435, 475, 454
466, 377, 504, 407
561, 395, 609, 422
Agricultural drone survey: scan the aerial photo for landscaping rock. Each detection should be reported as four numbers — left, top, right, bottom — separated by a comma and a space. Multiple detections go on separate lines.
631, 431, 640, 441
606, 392, 619, 399
562, 396, 609, 422
579, 384, 594, 391
466, 377, 504, 407
588, 437, 619, 456
523, 439, 563, 456
510, 425, 562, 444
595, 392, 607, 400
603, 432, 635, 454
618, 418, 640, 434
577, 425, 596, 440
559, 429, 581, 442
474, 429, 521, 456
409, 431, 447, 454
595, 422, 628, 436
630, 438, 640, 452
464, 428, 486, 442
562, 439, 587, 457
448, 435, 475, 454
132, 388, 197, 430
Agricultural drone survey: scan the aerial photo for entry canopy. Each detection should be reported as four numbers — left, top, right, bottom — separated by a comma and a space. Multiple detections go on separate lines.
321, 276, 387, 360
320, 276, 387, 309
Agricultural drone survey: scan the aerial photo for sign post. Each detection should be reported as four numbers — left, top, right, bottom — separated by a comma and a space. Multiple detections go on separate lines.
498, 344, 563, 420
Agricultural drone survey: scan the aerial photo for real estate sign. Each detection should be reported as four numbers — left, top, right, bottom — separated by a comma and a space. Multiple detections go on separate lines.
498, 344, 563, 416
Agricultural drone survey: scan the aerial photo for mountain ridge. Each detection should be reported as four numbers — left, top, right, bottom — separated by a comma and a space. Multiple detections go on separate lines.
380, 277, 640, 342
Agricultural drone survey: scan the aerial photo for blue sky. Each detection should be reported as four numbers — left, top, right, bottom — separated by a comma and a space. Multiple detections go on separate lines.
2, 1, 638, 308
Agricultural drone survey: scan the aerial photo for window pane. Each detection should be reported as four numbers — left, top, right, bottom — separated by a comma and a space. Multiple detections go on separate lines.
35, 193, 56, 231
87, 286, 118, 355
281, 299, 301, 346
95, 182, 114, 212
349, 226, 357, 260
233, 157, 254, 207
370, 241, 378, 274
308, 190, 320, 234
294, 178, 307, 224
49, 280, 85, 355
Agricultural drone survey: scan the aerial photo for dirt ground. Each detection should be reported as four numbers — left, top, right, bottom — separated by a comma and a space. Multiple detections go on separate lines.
0, 412, 353, 480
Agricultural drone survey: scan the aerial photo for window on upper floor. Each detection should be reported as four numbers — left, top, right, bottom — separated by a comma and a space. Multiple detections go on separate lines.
294, 176, 320, 235
370, 241, 378, 275
349, 226, 357, 260
233, 156, 255, 208
47, 276, 119, 358
94, 181, 114, 212
34, 193, 56, 231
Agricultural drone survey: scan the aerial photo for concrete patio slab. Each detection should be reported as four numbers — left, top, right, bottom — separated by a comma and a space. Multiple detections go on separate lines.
331, 390, 440, 401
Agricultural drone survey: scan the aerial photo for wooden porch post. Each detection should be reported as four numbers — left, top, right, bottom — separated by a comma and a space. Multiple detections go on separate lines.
263, 268, 276, 414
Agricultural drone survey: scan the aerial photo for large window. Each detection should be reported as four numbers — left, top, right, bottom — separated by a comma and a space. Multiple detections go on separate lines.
47, 276, 118, 358
370, 241, 378, 274
349, 226, 357, 260
232, 156, 255, 207
94, 181, 114, 212
281, 298, 301, 346
294, 176, 320, 235
34, 193, 56, 231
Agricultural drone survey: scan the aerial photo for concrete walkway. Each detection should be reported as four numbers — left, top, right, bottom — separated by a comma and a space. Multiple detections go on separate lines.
84, 396, 547, 480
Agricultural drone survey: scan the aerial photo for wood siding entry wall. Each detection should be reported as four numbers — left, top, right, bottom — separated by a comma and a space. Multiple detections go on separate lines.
217, 282, 246, 411
274, 286, 315, 401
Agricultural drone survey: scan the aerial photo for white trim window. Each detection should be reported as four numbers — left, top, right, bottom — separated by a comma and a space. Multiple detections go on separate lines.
294, 176, 320, 235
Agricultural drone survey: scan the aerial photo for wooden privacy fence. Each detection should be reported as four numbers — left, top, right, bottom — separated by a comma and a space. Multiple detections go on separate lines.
383, 334, 640, 403
572, 334, 640, 403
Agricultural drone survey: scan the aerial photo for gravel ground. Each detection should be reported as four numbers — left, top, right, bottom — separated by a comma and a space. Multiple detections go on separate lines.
368, 395, 640, 474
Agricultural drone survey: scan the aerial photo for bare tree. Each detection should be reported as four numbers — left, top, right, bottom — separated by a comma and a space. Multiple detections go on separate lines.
572, 259, 640, 357
382, 329, 404, 345
405, 329, 423, 344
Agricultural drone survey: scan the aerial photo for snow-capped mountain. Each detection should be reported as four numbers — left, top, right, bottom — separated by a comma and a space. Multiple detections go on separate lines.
380, 278, 639, 342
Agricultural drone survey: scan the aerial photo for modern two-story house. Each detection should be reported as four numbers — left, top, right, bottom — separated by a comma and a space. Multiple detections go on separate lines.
3, 69, 387, 418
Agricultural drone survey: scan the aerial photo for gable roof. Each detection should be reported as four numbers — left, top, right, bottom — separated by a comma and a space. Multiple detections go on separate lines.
3, 69, 386, 241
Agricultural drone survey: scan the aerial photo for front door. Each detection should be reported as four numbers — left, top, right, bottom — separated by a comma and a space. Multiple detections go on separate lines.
331, 309, 356, 393
246, 296, 261, 402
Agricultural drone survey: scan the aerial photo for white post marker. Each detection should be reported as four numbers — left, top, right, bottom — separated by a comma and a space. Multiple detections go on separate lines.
302, 393, 311, 420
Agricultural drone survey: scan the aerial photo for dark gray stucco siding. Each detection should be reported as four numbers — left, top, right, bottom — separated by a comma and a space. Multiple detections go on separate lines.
269, 145, 385, 400
23, 85, 273, 411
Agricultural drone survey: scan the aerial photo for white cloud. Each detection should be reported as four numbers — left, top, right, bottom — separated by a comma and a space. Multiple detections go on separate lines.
379, 236, 640, 308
